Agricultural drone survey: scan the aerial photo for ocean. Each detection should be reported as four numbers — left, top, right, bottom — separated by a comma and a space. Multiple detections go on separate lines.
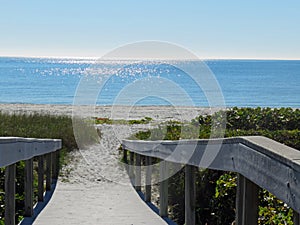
0, 57, 299, 108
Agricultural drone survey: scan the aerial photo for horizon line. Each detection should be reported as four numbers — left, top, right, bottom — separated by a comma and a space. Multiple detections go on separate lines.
0, 55, 300, 61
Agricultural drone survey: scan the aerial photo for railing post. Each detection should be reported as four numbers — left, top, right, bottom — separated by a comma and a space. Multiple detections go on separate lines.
38, 155, 45, 202
135, 154, 141, 191
185, 165, 196, 225
45, 153, 52, 191
123, 149, 128, 164
236, 173, 244, 225
5, 163, 16, 225
159, 160, 169, 217
24, 158, 34, 217
55, 150, 60, 178
51, 151, 57, 182
236, 174, 259, 225
129, 152, 135, 184
145, 156, 152, 202
294, 211, 300, 225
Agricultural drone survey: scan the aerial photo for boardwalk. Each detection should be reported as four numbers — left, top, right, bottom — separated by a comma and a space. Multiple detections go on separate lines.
31, 124, 167, 225
32, 182, 167, 225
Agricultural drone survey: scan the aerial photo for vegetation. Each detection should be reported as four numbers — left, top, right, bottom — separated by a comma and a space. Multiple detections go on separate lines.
94, 116, 152, 125
133, 107, 300, 225
0, 112, 98, 224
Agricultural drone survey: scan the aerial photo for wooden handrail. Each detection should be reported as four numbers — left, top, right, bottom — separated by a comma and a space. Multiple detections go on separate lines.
0, 137, 62, 225
122, 136, 300, 225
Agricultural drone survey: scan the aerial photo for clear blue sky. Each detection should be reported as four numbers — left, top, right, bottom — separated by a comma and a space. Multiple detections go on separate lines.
0, 0, 300, 59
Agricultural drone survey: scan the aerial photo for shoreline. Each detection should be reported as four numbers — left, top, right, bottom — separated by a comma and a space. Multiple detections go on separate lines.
1, 103, 298, 122
0, 103, 222, 122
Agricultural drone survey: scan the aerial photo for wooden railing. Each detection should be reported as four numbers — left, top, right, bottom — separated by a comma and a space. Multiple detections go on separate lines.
122, 136, 300, 225
0, 137, 62, 225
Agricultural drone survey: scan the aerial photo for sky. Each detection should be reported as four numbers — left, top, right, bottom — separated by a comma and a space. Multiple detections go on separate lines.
0, 0, 300, 59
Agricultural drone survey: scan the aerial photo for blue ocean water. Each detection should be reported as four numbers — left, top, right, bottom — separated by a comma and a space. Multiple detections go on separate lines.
0, 57, 299, 107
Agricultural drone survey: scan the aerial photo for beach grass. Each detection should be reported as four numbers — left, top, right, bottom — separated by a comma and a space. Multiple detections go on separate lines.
94, 116, 153, 125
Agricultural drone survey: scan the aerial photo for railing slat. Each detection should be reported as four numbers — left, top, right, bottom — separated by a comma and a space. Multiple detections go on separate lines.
38, 155, 45, 202
294, 211, 300, 225
51, 151, 57, 182
5, 163, 16, 225
135, 154, 141, 191
129, 152, 135, 184
236, 173, 244, 225
45, 153, 52, 191
185, 165, 196, 225
145, 156, 152, 202
24, 158, 34, 217
123, 149, 128, 164
236, 174, 259, 225
159, 160, 169, 217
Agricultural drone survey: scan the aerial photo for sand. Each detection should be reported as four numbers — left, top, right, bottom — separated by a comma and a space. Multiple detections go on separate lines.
0, 103, 218, 120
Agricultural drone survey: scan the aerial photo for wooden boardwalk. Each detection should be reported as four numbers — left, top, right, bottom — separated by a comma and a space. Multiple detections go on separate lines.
32, 181, 167, 225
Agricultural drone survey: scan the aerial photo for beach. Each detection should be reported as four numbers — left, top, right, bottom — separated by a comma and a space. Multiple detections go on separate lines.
0, 103, 219, 121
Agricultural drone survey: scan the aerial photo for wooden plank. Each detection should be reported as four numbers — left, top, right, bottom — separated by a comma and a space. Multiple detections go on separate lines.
159, 160, 169, 217
239, 175, 259, 225
51, 151, 57, 182
45, 153, 52, 191
123, 149, 128, 164
145, 156, 152, 202
55, 150, 60, 178
5, 163, 16, 225
236, 173, 245, 225
185, 165, 196, 225
294, 210, 300, 225
24, 158, 34, 217
38, 155, 45, 202
135, 154, 141, 191
129, 152, 135, 184
0, 137, 62, 168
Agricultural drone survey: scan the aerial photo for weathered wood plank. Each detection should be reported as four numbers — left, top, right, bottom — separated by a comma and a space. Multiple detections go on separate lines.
45, 153, 52, 191
129, 152, 135, 185
5, 163, 16, 225
123, 149, 128, 164
0, 137, 62, 168
185, 165, 196, 225
159, 160, 169, 217
51, 151, 57, 182
24, 158, 34, 217
237, 174, 259, 225
294, 210, 300, 225
135, 154, 141, 191
38, 155, 45, 202
145, 156, 152, 202
236, 173, 244, 225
